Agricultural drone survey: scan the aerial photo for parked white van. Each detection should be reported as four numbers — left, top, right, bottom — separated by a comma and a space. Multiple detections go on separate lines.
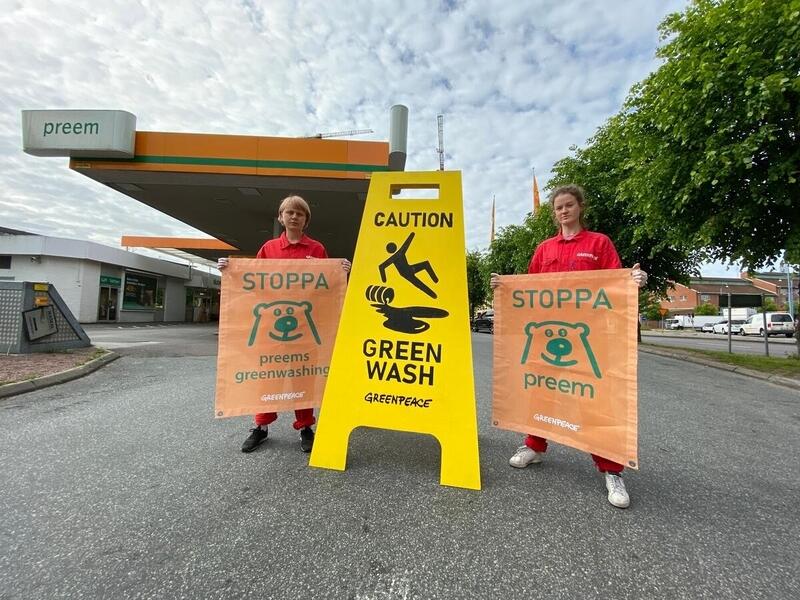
664, 315, 694, 330
739, 312, 795, 337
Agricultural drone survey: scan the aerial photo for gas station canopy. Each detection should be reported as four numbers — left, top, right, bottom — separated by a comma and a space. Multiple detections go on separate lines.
22, 108, 409, 262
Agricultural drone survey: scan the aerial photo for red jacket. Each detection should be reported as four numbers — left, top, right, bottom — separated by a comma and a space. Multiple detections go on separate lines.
256, 232, 328, 259
527, 230, 621, 274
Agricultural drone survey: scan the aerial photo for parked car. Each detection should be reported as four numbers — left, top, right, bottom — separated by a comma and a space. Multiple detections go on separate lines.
739, 312, 795, 337
701, 321, 719, 333
472, 310, 494, 333
713, 319, 745, 335
693, 316, 724, 331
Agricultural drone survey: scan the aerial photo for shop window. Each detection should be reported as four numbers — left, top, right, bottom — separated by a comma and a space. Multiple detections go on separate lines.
0, 255, 11, 269
122, 273, 157, 310
700, 294, 710, 302
156, 287, 164, 309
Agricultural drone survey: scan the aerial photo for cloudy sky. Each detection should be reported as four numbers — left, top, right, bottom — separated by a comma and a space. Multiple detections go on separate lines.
0, 0, 739, 275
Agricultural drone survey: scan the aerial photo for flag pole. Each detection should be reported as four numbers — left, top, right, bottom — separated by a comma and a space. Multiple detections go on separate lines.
490, 195, 495, 244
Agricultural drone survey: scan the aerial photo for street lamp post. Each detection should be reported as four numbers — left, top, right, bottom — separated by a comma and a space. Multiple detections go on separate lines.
721, 285, 732, 353
784, 262, 795, 320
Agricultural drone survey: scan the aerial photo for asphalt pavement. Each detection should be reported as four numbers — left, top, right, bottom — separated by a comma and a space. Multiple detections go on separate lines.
0, 325, 798, 599
641, 329, 798, 358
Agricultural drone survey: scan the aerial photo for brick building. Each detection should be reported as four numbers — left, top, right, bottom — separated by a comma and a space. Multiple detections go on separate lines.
660, 272, 797, 316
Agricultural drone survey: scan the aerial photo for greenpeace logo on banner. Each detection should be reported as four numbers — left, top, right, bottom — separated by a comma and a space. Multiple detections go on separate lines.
260, 391, 306, 402
534, 413, 581, 432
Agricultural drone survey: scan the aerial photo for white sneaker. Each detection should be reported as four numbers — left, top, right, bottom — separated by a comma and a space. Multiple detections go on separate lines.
604, 473, 630, 508
509, 446, 543, 468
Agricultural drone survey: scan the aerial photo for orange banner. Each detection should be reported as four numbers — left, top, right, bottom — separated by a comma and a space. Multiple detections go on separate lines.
215, 258, 346, 417
492, 269, 639, 468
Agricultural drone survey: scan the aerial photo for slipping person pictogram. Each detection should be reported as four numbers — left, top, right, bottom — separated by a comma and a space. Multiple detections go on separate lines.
378, 232, 439, 299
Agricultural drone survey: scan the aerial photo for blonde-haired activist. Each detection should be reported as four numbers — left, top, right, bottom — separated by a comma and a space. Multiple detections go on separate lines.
218, 195, 351, 453
490, 184, 647, 508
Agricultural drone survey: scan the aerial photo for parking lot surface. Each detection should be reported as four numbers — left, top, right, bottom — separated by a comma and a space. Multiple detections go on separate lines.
0, 325, 797, 598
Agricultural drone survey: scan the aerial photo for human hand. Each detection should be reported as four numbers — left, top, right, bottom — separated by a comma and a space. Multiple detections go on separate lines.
341, 259, 352, 273
217, 257, 229, 270
631, 263, 648, 288
490, 272, 500, 289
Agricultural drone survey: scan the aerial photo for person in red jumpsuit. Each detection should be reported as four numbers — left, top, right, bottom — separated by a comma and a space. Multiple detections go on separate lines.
219, 195, 351, 454
491, 184, 647, 508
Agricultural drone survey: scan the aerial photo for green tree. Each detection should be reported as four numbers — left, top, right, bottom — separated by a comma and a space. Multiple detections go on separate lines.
485, 203, 556, 277
640, 292, 665, 321
549, 116, 702, 292
695, 302, 719, 316
757, 298, 779, 313
620, 0, 800, 268
466, 250, 488, 318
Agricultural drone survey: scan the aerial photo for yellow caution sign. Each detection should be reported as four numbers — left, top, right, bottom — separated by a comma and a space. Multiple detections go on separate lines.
310, 171, 480, 490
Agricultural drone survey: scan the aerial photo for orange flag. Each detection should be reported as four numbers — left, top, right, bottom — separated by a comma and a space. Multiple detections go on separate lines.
533, 172, 541, 213
490, 195, 496, 244
491, 269, 639, 468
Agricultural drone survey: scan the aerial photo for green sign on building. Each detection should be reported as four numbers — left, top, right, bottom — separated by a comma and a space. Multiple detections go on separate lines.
100, 275, 122, 287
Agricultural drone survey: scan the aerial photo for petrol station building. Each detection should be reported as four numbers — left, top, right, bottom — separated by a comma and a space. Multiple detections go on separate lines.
17, 107, 408, 323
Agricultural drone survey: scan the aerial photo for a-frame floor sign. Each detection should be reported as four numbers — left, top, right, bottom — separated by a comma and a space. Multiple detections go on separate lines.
309, 171, 481, 490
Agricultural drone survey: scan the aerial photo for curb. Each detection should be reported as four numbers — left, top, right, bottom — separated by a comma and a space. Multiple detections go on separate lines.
0, 351, 120, 400
641, 332, 796, 346
639, 345, 800, 392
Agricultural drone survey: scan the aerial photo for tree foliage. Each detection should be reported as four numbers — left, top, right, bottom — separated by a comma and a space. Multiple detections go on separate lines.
466, 249, 489, 317
475, 1, 799, 300
549, 116, 702, 292
485, 203, 557, 276
620, 0, 800, 268
757, 298, 779, 313
694, 302, 719, 316
640, 292, 665, 320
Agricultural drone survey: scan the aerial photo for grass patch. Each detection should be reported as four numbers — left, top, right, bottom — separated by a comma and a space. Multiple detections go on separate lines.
644, 344, 800, 377
78, 347, 108, 365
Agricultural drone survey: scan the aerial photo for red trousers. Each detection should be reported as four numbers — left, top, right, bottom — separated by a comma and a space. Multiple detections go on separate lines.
254, 409, 315, 430
525, 435, 623, 474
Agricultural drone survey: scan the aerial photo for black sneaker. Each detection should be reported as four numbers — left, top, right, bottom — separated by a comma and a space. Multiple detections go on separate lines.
241, 427, 268, 453
300, 427, 314, 453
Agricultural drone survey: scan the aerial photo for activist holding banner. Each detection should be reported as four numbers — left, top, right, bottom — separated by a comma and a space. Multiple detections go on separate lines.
218, 195, 351, 453
490, 184, 647, 508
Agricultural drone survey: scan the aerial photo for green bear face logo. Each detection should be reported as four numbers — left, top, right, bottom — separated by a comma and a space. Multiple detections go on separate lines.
520, 321, 602, 379
248, 300, 321, 346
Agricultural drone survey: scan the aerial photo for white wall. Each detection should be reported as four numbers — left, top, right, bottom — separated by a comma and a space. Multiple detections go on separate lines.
164, 278, 186, 322
77, 261, 102, 322
5, 255, 89, 321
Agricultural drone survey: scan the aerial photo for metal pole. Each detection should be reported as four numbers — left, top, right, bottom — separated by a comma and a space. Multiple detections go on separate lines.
787, 265, 794, 320
762, 294, 769, 357
727, 292, 732, 353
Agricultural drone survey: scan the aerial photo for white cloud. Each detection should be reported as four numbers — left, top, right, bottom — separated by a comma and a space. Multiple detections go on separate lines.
1, 0, 697, 266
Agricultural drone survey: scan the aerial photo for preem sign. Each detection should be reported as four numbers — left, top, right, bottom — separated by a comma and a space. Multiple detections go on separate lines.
309, 171, 480, 490
22, 110, 136, 157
